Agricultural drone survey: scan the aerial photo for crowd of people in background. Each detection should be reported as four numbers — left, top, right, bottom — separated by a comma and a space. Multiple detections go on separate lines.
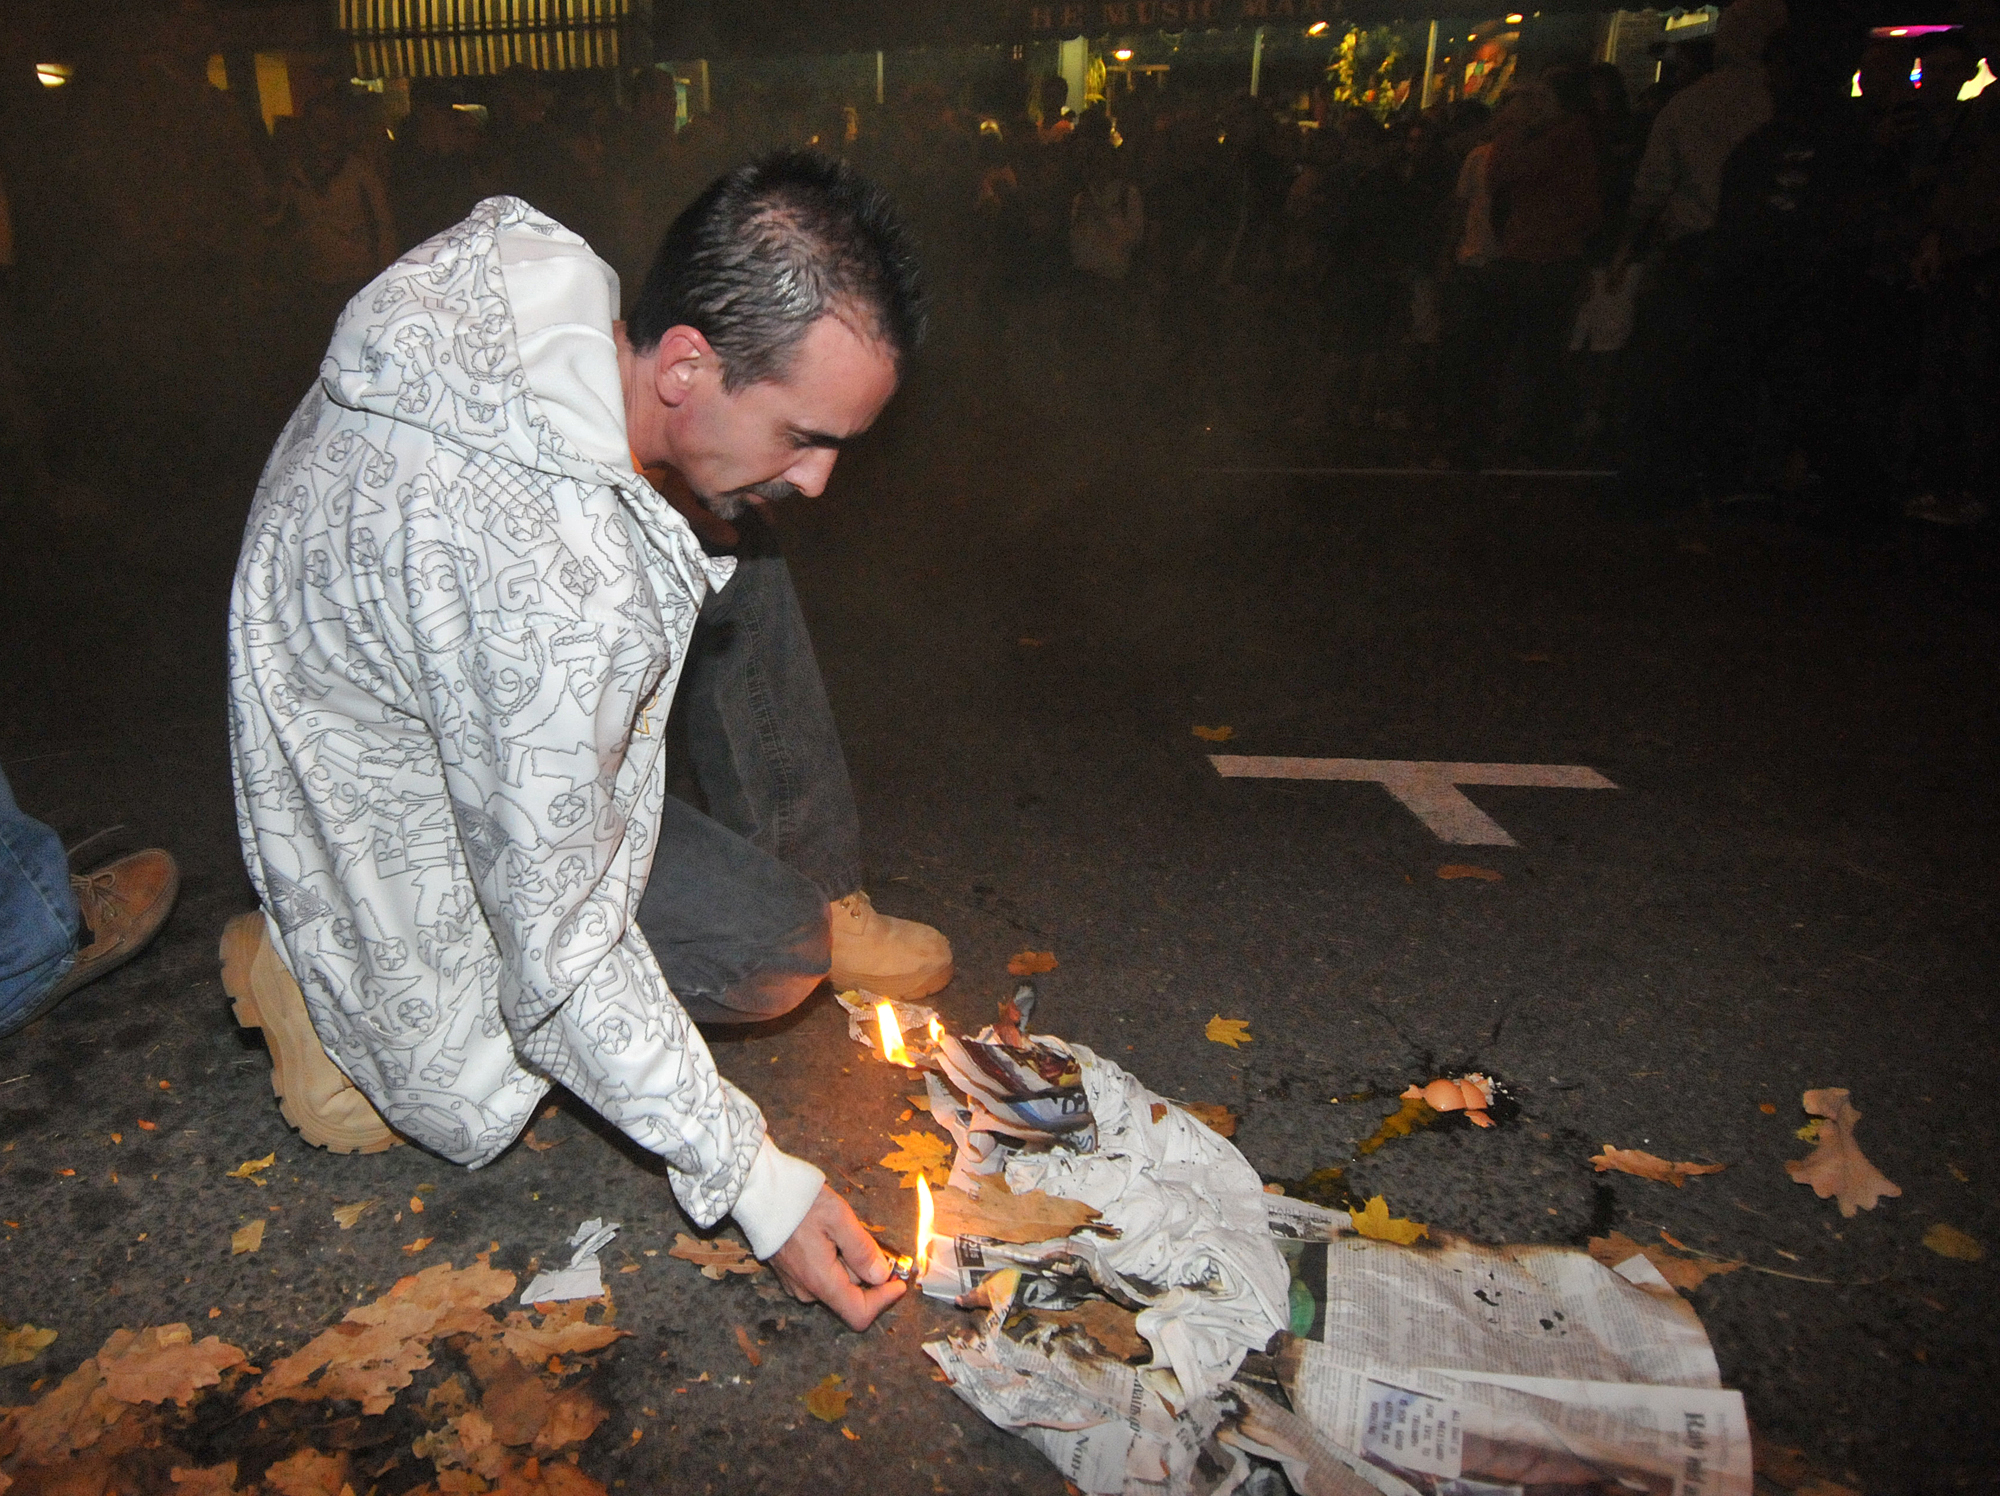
1, 0, 1996, 530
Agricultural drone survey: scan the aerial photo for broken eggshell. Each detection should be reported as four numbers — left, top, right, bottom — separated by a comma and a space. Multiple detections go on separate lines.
1402, 1074, 1497, 1128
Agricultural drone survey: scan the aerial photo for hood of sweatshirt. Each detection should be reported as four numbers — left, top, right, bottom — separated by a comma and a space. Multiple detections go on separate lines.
318, 194, 731, 593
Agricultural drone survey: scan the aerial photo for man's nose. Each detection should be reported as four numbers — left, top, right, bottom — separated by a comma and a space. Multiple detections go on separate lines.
783, 448, 840, 499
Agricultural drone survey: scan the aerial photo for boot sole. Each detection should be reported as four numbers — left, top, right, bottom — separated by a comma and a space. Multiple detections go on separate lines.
827, 960, 954, 1002
220, 912, 397, 1155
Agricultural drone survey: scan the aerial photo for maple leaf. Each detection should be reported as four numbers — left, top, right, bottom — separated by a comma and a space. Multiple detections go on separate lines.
0, 1320, 58, 1367
331, 1199, 378, 1230
225, 1153, 276, 1186
1589, 1146, 1726, 1187
1205, 1015, 1252, 1049
1192, 725, 1235, 742
1785, 1088, 1901, 1218
231, 1219, 266, 1255
666, 1232, 763, 1280
931, 1176, 1100, 1244
1922, 1223, 1984, 1262
1588, 1231, 1742, 1293
878, 1130, 952, 1187
1007, 950, 1058, 976
1349, 1195, 1428, 1245
98, 1323, 248, 1405
1437, 864, 1502, 881
803, 1373, 852, 1422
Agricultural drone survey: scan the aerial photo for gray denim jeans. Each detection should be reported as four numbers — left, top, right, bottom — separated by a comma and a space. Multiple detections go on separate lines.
636, 515, 862, 1026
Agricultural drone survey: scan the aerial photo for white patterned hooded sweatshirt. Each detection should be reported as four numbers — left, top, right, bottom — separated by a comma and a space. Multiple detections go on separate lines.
227, 197, 824, 1255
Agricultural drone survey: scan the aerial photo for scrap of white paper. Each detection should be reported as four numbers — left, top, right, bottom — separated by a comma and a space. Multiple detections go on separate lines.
520, 1217, 621, 1304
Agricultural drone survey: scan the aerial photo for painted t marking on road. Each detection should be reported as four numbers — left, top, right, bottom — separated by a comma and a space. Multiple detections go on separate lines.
1209, 756, 1618, 846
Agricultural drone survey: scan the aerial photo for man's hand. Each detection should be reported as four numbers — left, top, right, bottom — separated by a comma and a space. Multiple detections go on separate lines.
768, 1184, 907, 1331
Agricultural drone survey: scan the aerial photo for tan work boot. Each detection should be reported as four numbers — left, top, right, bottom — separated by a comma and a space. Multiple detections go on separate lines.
827, 891, 953, 1000
219, 911, 396, 1154
42, 849, 180, 1005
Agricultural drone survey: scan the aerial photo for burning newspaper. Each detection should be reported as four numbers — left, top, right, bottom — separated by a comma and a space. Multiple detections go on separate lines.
848, 998, 1750, 1496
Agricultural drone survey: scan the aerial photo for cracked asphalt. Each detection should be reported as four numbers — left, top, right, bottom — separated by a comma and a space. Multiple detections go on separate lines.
3, 269, 1997, 1495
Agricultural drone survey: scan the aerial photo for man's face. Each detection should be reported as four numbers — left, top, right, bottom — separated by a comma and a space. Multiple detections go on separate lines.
670, 316, 900, 520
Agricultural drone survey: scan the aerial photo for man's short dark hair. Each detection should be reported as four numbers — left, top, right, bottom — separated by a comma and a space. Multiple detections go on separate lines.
625, 150, 925, 391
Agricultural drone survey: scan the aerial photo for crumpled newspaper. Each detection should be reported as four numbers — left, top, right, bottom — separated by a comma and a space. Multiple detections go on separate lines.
919, 1038, 1291, 1495
519, 1218, 619, 1305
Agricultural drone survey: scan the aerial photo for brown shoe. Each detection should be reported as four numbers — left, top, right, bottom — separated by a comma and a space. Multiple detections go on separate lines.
219, 911, 397, 1155
827, 891, 953, 1000
43, 849, 181, 1004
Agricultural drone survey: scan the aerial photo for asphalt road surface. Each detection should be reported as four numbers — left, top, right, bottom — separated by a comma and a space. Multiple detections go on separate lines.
2, 338, 1995, 1496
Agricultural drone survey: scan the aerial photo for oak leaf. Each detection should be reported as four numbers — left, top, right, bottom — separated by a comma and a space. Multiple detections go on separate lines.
1205, 1015, 1252, 1049
803, 1373, 851, 1422
1349, 1195, 1428, 1246
1031, 1301, 1151, 1362
263, 1447, 351, 1496
1922, 1223, 1983, 1262
878, 1130, 952, 1187
231, 1219, 266, 1255
1589, 1146, 1726, 1187
0, 1320, 57, 1367
534, 1388, 610, 1452
1007, 950, 1058, 976
931, 1175, 1101, 1244
495, 1301, 629, 1363
1588, 1231, 1742, 1293
98, 1323, 248, 1405
666, 1232, 762, 1280
1785, 1089, 1900, 1218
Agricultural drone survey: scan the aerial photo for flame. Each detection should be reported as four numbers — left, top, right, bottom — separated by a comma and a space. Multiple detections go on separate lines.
927, 1015, 944, 1045
876, 1001, 911, 1066
915, 1173, 934, 1279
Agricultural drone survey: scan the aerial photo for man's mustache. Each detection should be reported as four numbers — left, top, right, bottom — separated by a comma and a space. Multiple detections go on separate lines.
700, 479, 802, 520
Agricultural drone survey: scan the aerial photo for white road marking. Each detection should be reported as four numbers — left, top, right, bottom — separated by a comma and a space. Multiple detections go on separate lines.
1209, 756, 1618, 845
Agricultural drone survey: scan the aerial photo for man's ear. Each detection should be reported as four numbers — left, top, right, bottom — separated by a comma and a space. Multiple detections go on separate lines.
653, 327, 714, 410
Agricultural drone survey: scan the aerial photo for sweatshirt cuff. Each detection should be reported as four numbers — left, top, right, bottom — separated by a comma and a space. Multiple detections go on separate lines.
731, 1135, 825, 1259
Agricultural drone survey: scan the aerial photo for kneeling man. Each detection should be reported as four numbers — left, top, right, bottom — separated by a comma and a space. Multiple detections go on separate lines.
225, 153, 941, 1330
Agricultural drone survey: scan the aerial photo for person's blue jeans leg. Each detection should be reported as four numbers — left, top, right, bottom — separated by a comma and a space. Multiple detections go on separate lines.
0, 763, 80, 1037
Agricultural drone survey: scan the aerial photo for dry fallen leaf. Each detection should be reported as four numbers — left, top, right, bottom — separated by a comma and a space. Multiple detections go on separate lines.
0, 1320, 58, 1367
231, 1219, 266, 1255
1191, 725, 1235, 742
1785, 1088, 1901, 1218
1205, 1015, 1252, 1049
733, 1325, 762, 1367
1180, 1102, 1238, 1138
225, 1153, 276, 1186
878, 1130, 953, 1187
523, 1128, 566, 1153
1589, 1146, 1726, 1188
167, 1462, 242, 1494
137, 1119, 157, 1130
98, 1323, 249, 1406
496, 1300, 629, 1363
1349, 1195, 1428, 1246
1031, 1301, 1150, 1362
1006, 950, 1059, 976
1588, 1231, 1742, 1293
1437, 864, 1502, 881
263, 1445, 351, 1496
666, 1232, 762, 1281
331, 1199, 378, 1230
803, 1373, 852, 1422
403, 1236, 435, 1256
931, 1175, 1101, 1244
1922, 1223, 1984, 1262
